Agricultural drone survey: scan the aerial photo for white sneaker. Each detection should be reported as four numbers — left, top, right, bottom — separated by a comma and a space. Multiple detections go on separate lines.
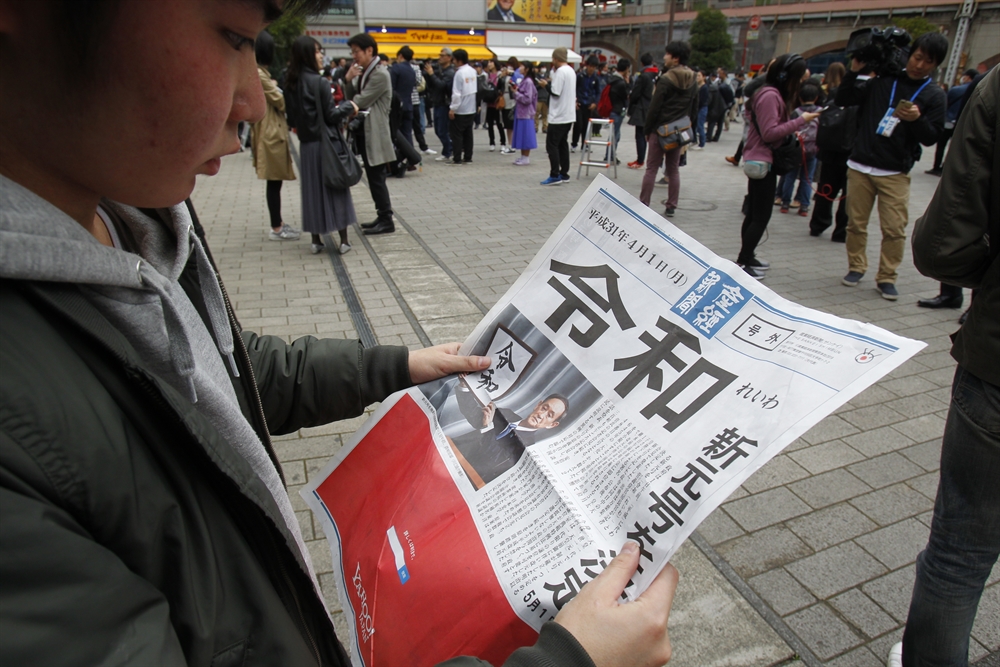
489, 144, 496, 152
500, 146, 514, 154
886, 642, 902, 667
691, 145, 704, 151
423, 148, 437, 155
434, 155, 450, 161
310, 243, 324, 254
339, 242, 352, 255
269, 226, 301, 241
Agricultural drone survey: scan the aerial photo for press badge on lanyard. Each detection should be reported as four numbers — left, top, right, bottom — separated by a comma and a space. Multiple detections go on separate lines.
878, 78, 932, 138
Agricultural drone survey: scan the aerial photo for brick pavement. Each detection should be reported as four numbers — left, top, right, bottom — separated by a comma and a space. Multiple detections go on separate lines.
191, 118, 997, 666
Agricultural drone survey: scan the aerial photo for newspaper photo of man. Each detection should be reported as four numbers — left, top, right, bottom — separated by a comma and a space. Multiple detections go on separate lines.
449, 385, 568, 488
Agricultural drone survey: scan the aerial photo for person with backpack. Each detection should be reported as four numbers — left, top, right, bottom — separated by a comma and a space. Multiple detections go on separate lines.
627, 53, 658, 169
777, 82, 822, 216
737, 54, 820, 279
603, 59, 631, 165
572, 55, 602, 152
809, 62, 852, 241
705, 74, 728, 142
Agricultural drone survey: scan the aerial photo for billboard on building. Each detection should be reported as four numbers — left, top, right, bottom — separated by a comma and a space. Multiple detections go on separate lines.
486, 0, 576, 26
326, 0, 356, 17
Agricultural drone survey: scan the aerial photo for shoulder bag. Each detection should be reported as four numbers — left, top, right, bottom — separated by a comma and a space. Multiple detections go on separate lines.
656, 116, 694, 151
750, 94, 800, 176
314, 76, 363, 191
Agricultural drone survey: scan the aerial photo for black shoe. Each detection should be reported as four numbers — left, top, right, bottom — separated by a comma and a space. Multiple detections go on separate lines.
360, 219, 379, 229
831, 232, 846, 243
925, 168, 943, 176
739, 264, 765, 280
917, 294, 964, 309
363, 220, 395, 235
664, 207, 676, 216
746, 256, 770, 271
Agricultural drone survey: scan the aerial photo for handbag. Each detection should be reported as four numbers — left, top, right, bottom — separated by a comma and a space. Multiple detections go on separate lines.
750, 96, 801, 176
656, 116, 694, 151
314, 76, 362, 190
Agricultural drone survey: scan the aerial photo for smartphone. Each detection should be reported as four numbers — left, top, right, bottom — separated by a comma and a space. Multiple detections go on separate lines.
898, 99, 914, 110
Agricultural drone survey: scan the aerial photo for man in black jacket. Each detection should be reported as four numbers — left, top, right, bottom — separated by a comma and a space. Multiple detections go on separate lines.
835, 32, 948, 300
390, 45, 418, 147
424, 48, 456, 160
0, 1, 680, 665
627, 53, 658, 169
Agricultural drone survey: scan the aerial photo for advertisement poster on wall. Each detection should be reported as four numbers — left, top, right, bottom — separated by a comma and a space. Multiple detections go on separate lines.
487, 0, 576, 25
326, 0, 355, 16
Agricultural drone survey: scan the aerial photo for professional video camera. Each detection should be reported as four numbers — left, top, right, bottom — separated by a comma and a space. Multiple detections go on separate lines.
846, 26, 912, 77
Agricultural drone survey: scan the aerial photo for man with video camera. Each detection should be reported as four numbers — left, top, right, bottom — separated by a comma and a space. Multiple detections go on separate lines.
836, 30, 948, 300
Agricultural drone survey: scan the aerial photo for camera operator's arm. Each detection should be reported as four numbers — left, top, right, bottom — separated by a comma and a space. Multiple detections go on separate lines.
902, 87, 946, 147
834, 66, 871, 107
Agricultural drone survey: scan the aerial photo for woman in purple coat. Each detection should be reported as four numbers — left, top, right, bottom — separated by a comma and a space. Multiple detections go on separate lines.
510, 62, 538, 165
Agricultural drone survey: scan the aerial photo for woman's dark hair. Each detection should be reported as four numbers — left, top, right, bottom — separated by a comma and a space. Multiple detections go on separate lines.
347, 32, 378, 56
766, 53, 808, 113
824, 61, 846, 90
255, 30, 275, 67
522, 61, 537, 82
640, 53, 653, 67
665, 41, 691, 66
912, 32, 949, 66
284, 35, 321, 93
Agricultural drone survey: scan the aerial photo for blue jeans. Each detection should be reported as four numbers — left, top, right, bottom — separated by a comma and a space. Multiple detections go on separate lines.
696, 107, 708, 147
902, 365, 1000, 667
605, 112, 623, 161
418, 98, 427, 133
433, 105, 452, 158
779, 155, 818, 209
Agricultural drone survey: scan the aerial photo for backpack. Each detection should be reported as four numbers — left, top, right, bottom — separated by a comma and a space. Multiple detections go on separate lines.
477, 75, 498, 106
596, 83, 612, 118
794, 108, 820, 157
816, 104, 859, 155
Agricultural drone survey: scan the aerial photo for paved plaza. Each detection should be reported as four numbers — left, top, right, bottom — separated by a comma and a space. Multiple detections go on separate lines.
191, 119, 998, 667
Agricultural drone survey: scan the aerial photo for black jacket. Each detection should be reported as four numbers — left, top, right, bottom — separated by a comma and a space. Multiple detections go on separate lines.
627, 67, 656, 127
286, 71, 352, 143
835, 70, 946, 173
389, 61, 416, 112
607, 73, 630, 116
424, 63, 455, 108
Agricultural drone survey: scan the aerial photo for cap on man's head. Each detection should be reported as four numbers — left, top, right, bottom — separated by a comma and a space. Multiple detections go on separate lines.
552, 46, 568, 62
440, 47, 453, 56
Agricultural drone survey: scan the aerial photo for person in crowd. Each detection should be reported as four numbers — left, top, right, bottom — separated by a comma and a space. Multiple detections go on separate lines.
737, 53, 820, 278
809, 61, 850, 241
926, 68, 978, 176
344, 33, 397, 236
693, 69, 709, 149
484, 59, 509, 153
501, 58, 521, 153
510, 61, 538, 165
627, 53, 658, 169
390, 45, 417, 148
777, 81, 821, 216
640, 42, 699, 216
541, 47, 577, 185
605, 59, 631, 165
424, 47, 456, 162
250, 30, 300, 243
836, 32, 948, 299
705, 72, 727, 142
716, 70, 735, 136
448, 48, 478, 165
726, 62, 771, 165
285, 36, 355, 254
410, 55, 434, 154
888, 63, 998, 667
535, 66, 551, 133
572, 55, 602, 152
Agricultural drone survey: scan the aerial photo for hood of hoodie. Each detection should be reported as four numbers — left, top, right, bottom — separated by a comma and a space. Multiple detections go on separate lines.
666, 65, 696, 91
0, 174, 320, 594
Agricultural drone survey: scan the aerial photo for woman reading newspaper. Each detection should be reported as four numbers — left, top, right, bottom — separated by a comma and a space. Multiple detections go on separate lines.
0, 1, 678, 666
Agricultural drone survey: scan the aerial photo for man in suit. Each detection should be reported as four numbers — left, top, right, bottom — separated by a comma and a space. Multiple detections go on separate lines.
487, 0, 526, 22
390, 45, 417, 147
344, 33, 396, 234
451, 386, 568, 488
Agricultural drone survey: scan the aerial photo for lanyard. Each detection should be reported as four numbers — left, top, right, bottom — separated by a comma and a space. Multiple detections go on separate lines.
889, 77, 932, 109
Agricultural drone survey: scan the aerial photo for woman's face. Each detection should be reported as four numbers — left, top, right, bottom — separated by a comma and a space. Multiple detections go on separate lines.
0, 0, 270, 212
315, 45, 324, 71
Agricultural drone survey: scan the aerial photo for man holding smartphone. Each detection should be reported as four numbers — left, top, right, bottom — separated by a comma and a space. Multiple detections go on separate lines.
835, 32, 948, 300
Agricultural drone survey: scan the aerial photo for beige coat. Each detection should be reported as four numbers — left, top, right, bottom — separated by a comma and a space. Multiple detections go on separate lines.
346, 63, 395, 167
251, 67, 296, 181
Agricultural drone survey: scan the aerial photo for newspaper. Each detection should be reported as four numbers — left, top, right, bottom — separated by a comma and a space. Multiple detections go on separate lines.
302, 175, 925, 667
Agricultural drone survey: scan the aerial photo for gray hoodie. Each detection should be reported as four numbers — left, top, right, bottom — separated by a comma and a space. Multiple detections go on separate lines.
0, 176, 319, 594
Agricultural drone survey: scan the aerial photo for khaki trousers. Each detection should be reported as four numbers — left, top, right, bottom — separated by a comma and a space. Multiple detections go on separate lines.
845, 168, 911, 284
